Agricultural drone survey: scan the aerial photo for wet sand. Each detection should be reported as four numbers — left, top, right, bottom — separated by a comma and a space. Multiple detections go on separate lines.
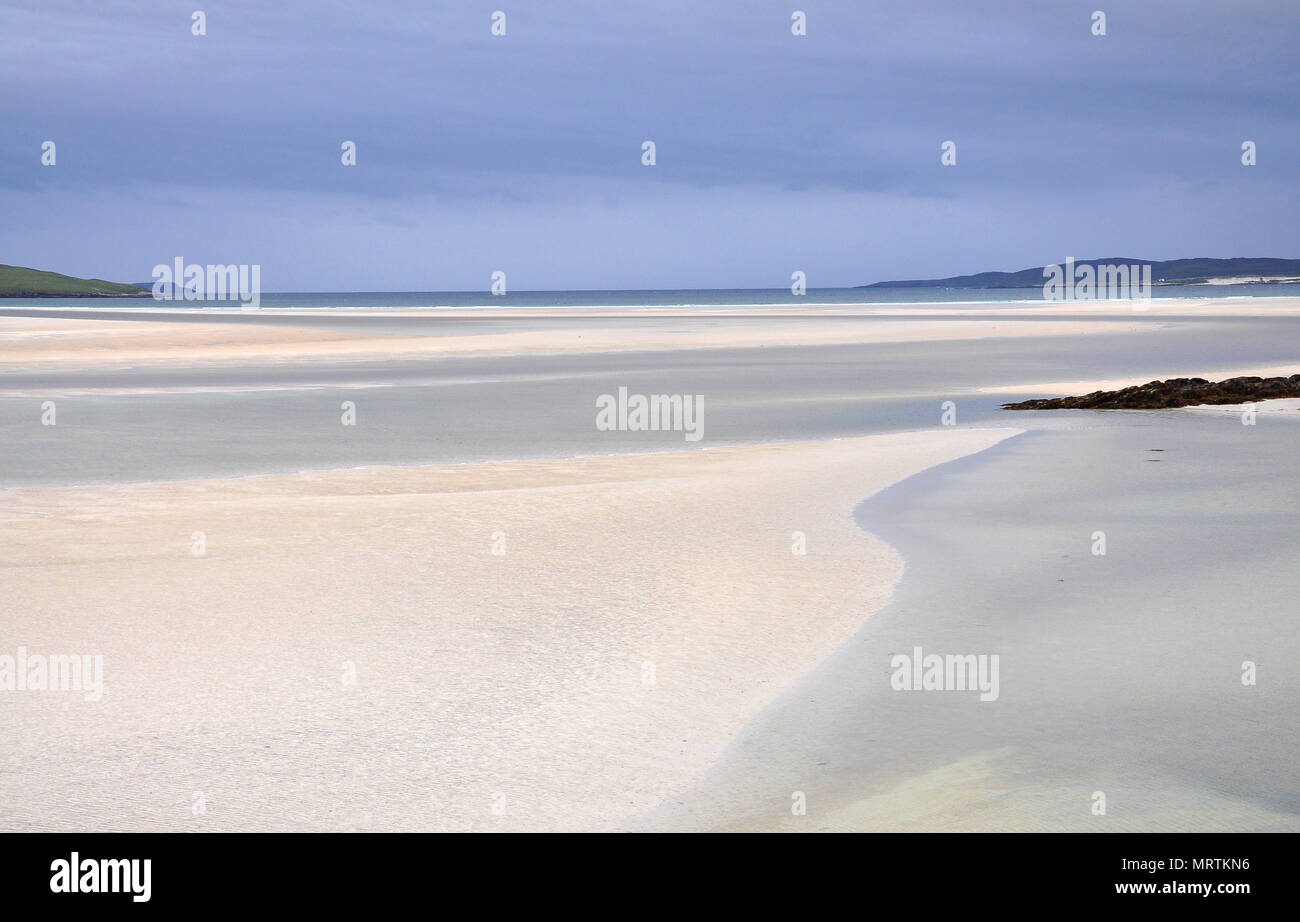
0, 308, 1155, 369
637, 414, 1300, 831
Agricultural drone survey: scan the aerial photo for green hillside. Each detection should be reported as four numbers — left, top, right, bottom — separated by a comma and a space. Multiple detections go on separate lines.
0, 263, 150, 297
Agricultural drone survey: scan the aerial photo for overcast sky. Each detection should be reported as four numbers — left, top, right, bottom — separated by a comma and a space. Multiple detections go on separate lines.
1, 0, 1296, 290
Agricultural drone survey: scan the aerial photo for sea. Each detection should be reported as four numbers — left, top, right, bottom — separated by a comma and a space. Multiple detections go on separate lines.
7, 283, 1300, 311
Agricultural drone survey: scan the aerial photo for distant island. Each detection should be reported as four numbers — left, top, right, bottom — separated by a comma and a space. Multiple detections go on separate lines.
0, 264, 150, 298
863, 257, 1300, 289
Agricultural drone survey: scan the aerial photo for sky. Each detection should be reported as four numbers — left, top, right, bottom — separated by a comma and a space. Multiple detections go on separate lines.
1, 0, 1296, 291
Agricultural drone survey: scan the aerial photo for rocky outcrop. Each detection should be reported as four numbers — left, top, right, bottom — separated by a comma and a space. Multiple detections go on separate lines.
1002, 375, 1300, 410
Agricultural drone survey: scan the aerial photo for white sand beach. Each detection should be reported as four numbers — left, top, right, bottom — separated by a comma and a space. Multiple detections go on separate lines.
2, 297, 1297, 833
0, 429, 1016, 831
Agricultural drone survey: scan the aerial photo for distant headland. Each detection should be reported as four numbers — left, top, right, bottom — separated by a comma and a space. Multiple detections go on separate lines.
5, 256, 1300, 298
862, 257, 1300, 289
0, 264, 149, 298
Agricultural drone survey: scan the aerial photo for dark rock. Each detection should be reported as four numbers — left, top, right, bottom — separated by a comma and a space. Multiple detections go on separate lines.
1002, 374, 1300, 410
